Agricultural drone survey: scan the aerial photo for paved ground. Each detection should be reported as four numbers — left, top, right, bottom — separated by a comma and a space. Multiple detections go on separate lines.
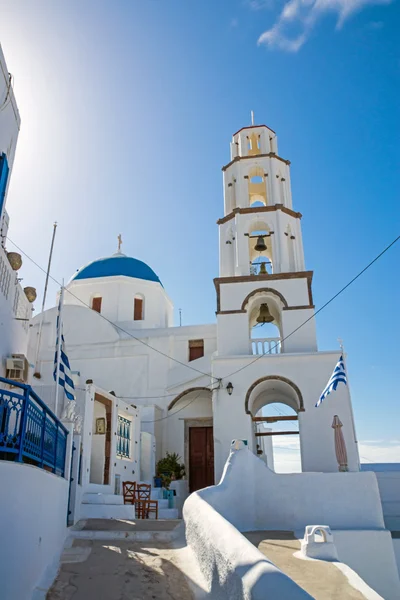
47, 538, 194, 600
244, 531, 367, 600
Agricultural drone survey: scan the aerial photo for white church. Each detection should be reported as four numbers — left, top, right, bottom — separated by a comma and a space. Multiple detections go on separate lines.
29, 120, 361, 511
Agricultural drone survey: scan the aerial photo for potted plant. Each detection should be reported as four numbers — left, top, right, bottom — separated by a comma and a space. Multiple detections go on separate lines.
156, 452, 185, 494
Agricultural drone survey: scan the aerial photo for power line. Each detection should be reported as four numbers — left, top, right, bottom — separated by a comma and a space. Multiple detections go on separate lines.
142, 386, 218, 423
222, 234, 400, 381
8, 232, 399, 409
7, 237, 219, 383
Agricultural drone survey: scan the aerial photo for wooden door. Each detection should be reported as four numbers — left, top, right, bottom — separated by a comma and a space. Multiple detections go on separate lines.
189, 426, 214, 493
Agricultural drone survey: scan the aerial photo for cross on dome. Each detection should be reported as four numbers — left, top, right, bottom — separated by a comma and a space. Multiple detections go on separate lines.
117, 234, 123, 254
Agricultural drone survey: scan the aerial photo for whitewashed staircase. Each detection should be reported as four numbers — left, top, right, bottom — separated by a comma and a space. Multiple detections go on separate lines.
80, 484, 179, 520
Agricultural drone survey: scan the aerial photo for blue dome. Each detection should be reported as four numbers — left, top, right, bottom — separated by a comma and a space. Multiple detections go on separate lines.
70, 254, 162, 285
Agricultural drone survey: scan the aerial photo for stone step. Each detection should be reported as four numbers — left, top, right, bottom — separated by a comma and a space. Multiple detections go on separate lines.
80, 503, 136, 520
158, 508, 179, 519
79, 503, 178, 521
82, 493, 124, 505
71, 519, 183, 541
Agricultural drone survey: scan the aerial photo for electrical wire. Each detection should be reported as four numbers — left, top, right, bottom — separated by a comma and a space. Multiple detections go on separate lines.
6, 237, 219, 383
222, 233, 400, 381
142, 386, 220, 423
8, 232, 399, 410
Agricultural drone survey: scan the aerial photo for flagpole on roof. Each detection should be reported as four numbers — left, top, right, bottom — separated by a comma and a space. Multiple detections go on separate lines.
54, 280, 64, 417
33, 222, 57, 378
338, 337, 360, 470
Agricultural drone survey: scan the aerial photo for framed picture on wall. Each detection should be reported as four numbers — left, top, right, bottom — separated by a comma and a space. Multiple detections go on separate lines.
95, 417, 106, 434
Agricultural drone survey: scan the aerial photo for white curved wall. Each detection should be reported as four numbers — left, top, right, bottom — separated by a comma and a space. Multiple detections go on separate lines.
184, 492, 312, 600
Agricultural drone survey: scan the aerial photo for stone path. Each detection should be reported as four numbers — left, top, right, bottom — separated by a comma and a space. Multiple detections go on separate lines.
244, 531, 369, 600
47, 538, 194, 600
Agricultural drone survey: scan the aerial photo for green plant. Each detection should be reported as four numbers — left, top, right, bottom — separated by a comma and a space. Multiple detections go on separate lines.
156, 452, 185, 488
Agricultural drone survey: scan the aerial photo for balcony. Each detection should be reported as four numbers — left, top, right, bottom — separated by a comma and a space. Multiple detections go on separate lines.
0, 377, 68, 477
251, 337, 281, 355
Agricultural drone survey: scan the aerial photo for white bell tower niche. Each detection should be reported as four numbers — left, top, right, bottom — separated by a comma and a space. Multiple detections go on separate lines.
212, 120, 360, 478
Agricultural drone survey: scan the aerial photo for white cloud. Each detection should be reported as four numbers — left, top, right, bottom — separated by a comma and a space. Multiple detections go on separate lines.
257, 0, 392, 51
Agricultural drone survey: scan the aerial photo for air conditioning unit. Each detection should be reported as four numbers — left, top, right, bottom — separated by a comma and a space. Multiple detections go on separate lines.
6, 354, 29, 383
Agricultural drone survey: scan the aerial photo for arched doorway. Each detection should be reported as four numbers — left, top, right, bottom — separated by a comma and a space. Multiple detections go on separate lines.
245, 376, 304, 473
167, 388, 214, 492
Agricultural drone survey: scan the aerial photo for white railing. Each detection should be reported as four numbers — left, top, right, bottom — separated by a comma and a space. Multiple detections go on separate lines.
251, 337, 281, 355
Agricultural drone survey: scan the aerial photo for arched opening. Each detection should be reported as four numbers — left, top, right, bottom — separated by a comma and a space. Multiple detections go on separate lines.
134, 294, 144, 321
248, 219, 273, 275
248, 167, 267, 206
243, 289, 284, 355
167, 388, 214, 493
245, 377, 303, 473
247, 133, 261, 156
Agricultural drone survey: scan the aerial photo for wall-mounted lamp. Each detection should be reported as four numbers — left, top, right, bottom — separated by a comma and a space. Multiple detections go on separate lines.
226, 382, 234, 396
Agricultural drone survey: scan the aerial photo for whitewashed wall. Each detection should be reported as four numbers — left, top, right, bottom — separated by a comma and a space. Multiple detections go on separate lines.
0, 462, 68, 600
212, 351, 360, 480
192, 443, 399, 600
184, 492, 312, 600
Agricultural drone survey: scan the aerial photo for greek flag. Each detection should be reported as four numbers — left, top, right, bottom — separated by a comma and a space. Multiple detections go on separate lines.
53, 287, 75, 401
315, 355, 347, 407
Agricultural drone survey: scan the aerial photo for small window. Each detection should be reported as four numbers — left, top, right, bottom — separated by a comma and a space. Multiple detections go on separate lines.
134, 296, 144, 321
117, 415, 131, 458
189, 339, 204, 362
92, 297, 102, 313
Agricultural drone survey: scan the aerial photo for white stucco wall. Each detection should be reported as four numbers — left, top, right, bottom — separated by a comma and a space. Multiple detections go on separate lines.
361, 464, 400, 531
0, 462, 68, 600
184, 492, 312, 600
212, 351, 360, 480
0, 247, 32, 376
193, 443, 399, 600
332, 530, 400, 600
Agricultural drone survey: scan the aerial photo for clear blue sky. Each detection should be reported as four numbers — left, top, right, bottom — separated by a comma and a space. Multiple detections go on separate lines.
1, 0, 399, 465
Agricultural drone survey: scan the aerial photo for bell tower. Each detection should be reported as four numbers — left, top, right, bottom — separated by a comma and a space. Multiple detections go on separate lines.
215, 121, 317, 356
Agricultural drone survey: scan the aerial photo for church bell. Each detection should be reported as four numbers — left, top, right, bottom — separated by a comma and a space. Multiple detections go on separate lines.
259, 262, 267, 275
256, 303, 274, 324
254, 236, 267, 253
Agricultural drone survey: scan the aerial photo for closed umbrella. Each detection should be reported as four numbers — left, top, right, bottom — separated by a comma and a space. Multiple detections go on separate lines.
332, 415, 348, 472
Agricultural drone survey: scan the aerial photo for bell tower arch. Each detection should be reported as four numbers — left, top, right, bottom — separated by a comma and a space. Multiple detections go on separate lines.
215, 120, 317, 356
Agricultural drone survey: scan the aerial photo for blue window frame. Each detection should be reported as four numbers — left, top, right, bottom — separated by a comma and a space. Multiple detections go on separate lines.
117, 415, 131, 458
0, 153, 9, 220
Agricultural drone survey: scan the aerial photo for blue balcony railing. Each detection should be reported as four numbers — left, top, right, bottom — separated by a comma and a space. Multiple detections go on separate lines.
0, 377, 68, 477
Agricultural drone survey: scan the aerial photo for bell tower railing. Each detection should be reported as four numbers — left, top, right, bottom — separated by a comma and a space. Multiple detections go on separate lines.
251, 337, 281, 355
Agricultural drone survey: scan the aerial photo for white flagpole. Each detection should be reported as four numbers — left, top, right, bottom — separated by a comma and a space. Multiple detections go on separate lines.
54, 281, 64, 417
34, 222, 57, 377
338, 338, 360, 470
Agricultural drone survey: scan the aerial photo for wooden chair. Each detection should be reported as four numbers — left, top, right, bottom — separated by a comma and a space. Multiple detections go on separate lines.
122, 481, 137, 506
136, 483, 158, 519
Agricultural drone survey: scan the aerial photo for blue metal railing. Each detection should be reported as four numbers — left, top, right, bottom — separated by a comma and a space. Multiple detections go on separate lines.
117, 415, 131, 458
0, 377, 68, 477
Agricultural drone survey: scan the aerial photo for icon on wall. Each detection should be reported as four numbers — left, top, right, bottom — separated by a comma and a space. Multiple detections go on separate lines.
95, 417, 106, 434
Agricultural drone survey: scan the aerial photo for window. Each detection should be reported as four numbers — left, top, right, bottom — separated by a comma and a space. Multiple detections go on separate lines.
117, 415, 131, 458
134, 296, 144, 320
189, 339, 204, 362
91, 297, 102, 313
